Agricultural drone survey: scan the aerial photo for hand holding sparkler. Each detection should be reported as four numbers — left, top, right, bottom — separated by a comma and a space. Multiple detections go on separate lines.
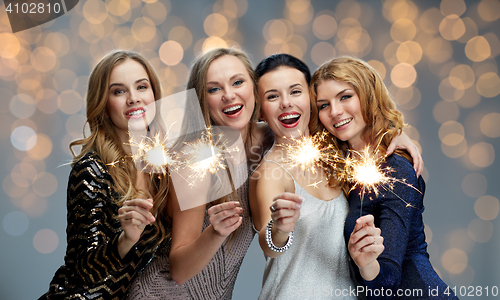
269, 192, 303, 236
208, 201, 243, 237
117, 198, 156, 258
348, 214, 384, 281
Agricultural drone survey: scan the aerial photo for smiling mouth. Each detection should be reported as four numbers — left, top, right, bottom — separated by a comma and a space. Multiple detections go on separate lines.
127, 109, 145, 116
223, 105, 243, 115
334, 118, 352, 128
279, 113, 301, 125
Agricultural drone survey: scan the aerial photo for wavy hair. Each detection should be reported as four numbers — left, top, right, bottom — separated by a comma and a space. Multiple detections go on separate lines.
310, 56, 411, 187
70, 50, 169, 249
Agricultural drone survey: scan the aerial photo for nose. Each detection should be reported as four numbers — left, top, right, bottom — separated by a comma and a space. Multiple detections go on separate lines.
329, 101, 343, 117
222, 88, 236, 102
127, 90, 140, 105
279, 95, 292, 109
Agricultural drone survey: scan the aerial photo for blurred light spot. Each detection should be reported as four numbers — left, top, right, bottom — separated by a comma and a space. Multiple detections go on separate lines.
66, 114, 86, 138
419, 8, 441, 35
483, 32, 500, 57
441, 248, 468, 274
396, 41, 422, 65
168, 26, 193, 50
310, 42, 336, 66
478, 0, 500, 21
439, 15, 465, 41
58, 90, 83, 115
439, 121, 464, 146
0, 33, 21, 58
312, 14, 337, 40
383, 0, 419, 22
20, 192, 48, 217
79, 20, 105, 44
0, 56, 19, 78
204, 13, 228, 37
159, 40, 183, 66
441, 0, 466, 16
474, 195, 499, 221
476, 72, 500, 97
469, 142, 495, 168
263, 19, 293, 44
367, 60, 386, 80
202, 37, 228, 53
441, 139, 467, 158
449, 64, 475, 90
468, 218, 493, 243
83, 0, 108, 24
27, 134, 53, 160
35, 89, 59, 114
391, 18, 416, 42
16, 65, 42, 91
391, 63, 416, 88
131, 17, 156, 43
3, 174, 27, 198
336, 18, 371, 56
390, 85, 421, 110
384, 41, 401, 66
424, 224, 433, 243
286, 0, 313, 25
480, 112, 500, 138
11, 126, 37, 151
53, 69, 78, 92
142, 1, 168, 25
457, 17, 479, 44
3, 211, 29, 236
449, 265, 475, 287
33, 229, 59, 254
108, 0, 130, 17
461, 173, 487, 198
465, 36, 491, 62
32, 172, 58, 197
433, 100, 460, 123
439, 78, 465, 102
11, 162, 37, 187
456, 86, 481, 109
425, 37, 453, 63
44, 33, 71, 57
448, 229, 474, 254
10, 94, 36, 119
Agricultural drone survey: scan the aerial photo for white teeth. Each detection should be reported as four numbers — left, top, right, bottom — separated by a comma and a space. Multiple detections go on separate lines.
279, 114, 300, 121
334, 118, 352, 128
127, 109, 145, 116
223, 105, 242, 113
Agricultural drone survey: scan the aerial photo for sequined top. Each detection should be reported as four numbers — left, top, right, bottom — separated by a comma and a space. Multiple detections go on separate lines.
344, 154, 458, 299
126, 162, 255, 300
39, 151, 159, 300
258, 160, 357, 300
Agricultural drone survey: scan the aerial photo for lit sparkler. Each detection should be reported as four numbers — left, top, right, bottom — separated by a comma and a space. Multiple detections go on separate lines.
129, 132, 179, 174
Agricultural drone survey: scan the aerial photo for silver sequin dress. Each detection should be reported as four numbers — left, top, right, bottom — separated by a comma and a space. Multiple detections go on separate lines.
258, 160, 357, 300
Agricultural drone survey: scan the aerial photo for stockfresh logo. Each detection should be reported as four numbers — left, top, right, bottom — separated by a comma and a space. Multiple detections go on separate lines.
4, 0, 79, 33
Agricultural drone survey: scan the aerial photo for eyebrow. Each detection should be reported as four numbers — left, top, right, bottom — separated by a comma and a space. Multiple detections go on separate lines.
206, 73, 245, 86
109, 78, 149, 90
264, 83, 303, 95
316, 88, 351, 102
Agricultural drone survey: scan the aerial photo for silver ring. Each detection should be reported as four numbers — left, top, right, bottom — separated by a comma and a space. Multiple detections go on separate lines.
373, 237, 377, 245
271, 205, 276, 212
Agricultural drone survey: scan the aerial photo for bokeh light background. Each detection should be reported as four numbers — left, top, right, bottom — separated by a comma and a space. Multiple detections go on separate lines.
1, 0, 499, 299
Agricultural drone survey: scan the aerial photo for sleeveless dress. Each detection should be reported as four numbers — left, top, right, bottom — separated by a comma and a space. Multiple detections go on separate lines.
344, 154, 458, 299
258, 160, 358, 300
126, 162, 255, 300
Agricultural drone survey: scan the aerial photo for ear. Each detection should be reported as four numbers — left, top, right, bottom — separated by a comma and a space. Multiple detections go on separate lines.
259, 112, 266, 122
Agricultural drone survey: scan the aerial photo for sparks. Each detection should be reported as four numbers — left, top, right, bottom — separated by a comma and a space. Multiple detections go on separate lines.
307, 180, 323, 189
129, 132, 178, 174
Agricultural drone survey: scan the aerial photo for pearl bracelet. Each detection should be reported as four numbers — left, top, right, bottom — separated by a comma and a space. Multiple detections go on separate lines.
265, 219, 293, 253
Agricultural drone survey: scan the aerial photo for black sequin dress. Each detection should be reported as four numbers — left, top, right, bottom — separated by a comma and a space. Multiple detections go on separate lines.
344, 154, 458, 299
39, 151, 160, 300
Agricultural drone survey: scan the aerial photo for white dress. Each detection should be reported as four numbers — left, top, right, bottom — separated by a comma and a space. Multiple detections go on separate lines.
258, 160, 358, 300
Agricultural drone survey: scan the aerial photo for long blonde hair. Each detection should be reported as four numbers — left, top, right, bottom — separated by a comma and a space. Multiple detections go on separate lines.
310, 56, 411, 187
70, 50, 169, 248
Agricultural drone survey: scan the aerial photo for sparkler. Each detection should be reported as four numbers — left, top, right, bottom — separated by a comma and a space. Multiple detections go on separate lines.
129, 132, 179, 175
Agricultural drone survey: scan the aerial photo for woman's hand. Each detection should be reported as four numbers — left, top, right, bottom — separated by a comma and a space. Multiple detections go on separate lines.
208, 201, 243, 237
270, 192, 303, 234
117, 198, 156, 258
348, 214, 384, 281
386, 130, 423, 177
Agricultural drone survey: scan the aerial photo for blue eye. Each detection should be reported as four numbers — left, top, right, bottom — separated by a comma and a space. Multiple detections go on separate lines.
318, 103, 329, 110
291, 89, 301, 95
266, 94, 278, 101
341, 95, 352, 100
208, 87, 220, 93
233, 79, 243, 86
114, 89, 124, 95
138, 85, 147, 90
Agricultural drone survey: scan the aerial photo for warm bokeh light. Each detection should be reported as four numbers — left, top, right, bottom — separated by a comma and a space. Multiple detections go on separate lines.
441, 248, 468, 274
367, 60, 386, 80
0, 33, 21, 59
441, 139, 467, 159
391, 63, 417, 88
142, 0, 168, 25
11, 126, 37, 151
439, 121, 464, 146
456, 86, 481, 108
439, 15, 465, 41
202, 37, 229, 53
27, 134, 53, 161
10, 94, 36, 119
131, 17, 157, 43
439, 78, 465, 102
396, 41, 422, 65
476, 72, 500, 98
465, 36, 491, 62
447, 229, 474, 254
468, 218, 494, 243
449, 64, 475, 90
57, 90, 83, 115
461, 173, 487, 198
474, 195, 499, 221
33, 229, 59, 254
477, 0, 500, 22
433, 100, 460, 124
204, 13, 229, 37
169, 26, 193, 50
32, 172, 58, 198
469, 142, 495, 168
312, 14, 337, 40
480, 112, 500, 138
383, 0, 419, 22
83, 0, 108, 24
440, 0, 466, 17
159, 40, 184, 66
310, 42, 336, 66
391, 18, 417, 42
285, 0, 313, 25
263, 19, 292, 44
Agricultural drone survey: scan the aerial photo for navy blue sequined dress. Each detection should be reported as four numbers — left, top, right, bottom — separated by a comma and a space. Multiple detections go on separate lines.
344, 154, 458, 299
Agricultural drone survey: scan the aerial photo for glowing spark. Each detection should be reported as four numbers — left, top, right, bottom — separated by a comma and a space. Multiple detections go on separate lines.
130, 132, 178, 174
182, 127, 240, 183
307, 180, 323, 189
279, 131, 342, 173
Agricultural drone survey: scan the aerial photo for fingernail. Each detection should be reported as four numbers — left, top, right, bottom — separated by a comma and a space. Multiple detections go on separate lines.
298, 197, 304, 202
234, 202, 240, 206
296, 203, 302, 209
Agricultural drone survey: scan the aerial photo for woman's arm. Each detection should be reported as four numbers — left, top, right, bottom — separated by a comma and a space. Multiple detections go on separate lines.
168, 179, 242, 285
386, 130, 423, 177
249, 163, 302, 258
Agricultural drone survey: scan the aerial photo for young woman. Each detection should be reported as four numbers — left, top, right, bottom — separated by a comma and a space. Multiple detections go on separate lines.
250, 53, 384, 300
311, 56, 458, 299
39, 50, 170, 300
126, 48, 423, 300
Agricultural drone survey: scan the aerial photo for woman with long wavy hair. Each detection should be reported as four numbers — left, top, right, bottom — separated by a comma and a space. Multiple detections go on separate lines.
39, 50, 170, 300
